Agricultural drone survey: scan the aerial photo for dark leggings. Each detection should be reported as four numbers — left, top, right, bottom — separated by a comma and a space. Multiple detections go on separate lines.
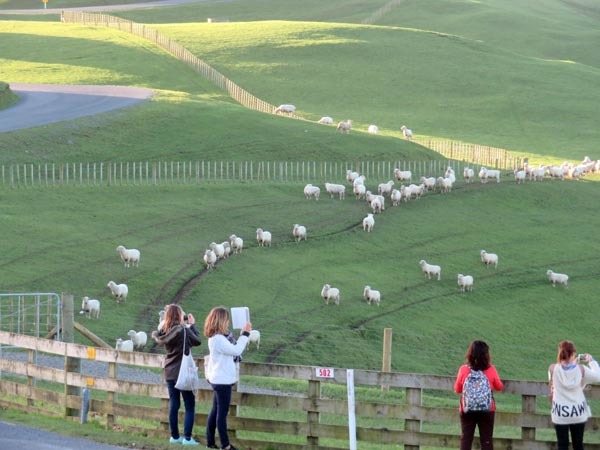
555, 422, 586, 450
206, 383, 233, 449
460, 411, 495, 450
166, 380, 196, 440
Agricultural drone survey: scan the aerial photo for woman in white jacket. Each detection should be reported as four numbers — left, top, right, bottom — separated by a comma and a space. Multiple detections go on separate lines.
204, 306, 251, 450
549, 340, 600, 450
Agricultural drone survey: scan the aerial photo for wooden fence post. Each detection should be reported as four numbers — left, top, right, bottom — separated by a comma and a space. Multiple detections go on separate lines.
405, 387, 422, 450
307, 379, 321, 449
521, 394, 537, 441
62, 294, 81, 418
381, 328, 392, 392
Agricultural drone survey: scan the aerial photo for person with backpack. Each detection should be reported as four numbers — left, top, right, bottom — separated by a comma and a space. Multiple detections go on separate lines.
454, 340, 504, 450
549, 340, 600, 450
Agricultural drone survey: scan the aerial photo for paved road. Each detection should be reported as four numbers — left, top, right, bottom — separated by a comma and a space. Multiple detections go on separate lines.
0, 84, 154, 133
0, 420, 129, 450
0, 0, 207, 14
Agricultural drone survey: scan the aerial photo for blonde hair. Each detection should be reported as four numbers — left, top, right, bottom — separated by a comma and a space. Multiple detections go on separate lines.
204, 306, 229, 338
161, 304, 183, 332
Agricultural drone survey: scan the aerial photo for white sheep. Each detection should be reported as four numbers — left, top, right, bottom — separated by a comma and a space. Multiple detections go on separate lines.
336, 120, 352, 134
437, 176, 453, 193
390, 189, 402, 206
273, 104, 296, 115
407, 183, 425, 200
377, 180, 395, 197
547, 165, 565, 180
352, 175, 366, 187
321, 284, 340, 305
400, 125, 413, 140
514, 169, 527, 184
221, 241, 231, 259
256, 228, 272, 247
479, 167, 501, 183
292, 224, 307, 242
399, 185, 411, 203
116, 245, 140, 268
203, 249, 217, 270
547, 270, 569, 288
444, 167, 456, 184
370, 197, 383, 214
457, 274, 474, 293
115, 338, 134, 352
107, 281, 128, 302
229, 235, 244, 254
353, 183, 366, 200
480, 250, 498, 269
127, 330, 148, 351
80, 296, 100, 319
419, 260, 441, 280
420, 176, 436, 191
367, 125, 379, 134
362, 213, 375, 232
346, 170, 360, 185
304, 184, 321, 200
325, 182, 346, 200
247, 330, 261, 350
393, 168, 412, 183
318, 116, 333, 125
531, 166, 546, 181
209, 242, 226, 260
363, 285, 381, 306
463, 167, 475, 183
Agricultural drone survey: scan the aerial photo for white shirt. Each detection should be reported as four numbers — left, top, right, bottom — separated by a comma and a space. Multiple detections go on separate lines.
551, 360, 600, 424
207, 333, 249, 385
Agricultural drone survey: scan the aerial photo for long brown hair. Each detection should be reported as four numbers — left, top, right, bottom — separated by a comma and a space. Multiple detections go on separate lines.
204, 306, 229, 338
161, 304, 184, 332
557, 340, 576, 363
466, 340, 491, 371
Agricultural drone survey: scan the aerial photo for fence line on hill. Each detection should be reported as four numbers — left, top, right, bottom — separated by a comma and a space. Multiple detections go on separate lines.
361, 0, 407, 25
0, 156, 522, 189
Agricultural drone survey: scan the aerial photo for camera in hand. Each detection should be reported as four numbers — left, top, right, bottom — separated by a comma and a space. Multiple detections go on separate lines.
578, 354, 586, 362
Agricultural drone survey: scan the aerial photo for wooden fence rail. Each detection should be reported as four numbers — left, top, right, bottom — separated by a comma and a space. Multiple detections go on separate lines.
2, 330, 598, 449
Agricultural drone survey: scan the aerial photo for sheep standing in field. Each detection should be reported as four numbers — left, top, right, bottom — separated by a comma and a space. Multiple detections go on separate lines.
393, 168, 412, 183
480, 250, 498, 269
325, 182, 346, 200
531, 166, 546, 181
400, 125, 413, 140
221, 241, 231, 259
420, 176, 436, 191
292, 224, 307, 242
463, 167, 475, 183
115, 338, 134, 352
547, 165, 565, 180
390, 189, 402, 206
514, 169, 527, 184
80, 296, 100, 319
370, 197, 383, 214
209, 242, 226, 260
304, 183, 320, 200
273, 104, 296, 115
368, 125, 379, 134
353, 182, 366, 200
346, 170, 360, 185
444, 167, 456, 184
107, 281, 128, 303
127, 330, 148, 351
437, 176, 453, 193
247, 330, 261, 350
203, 249, 217, 270
547, 270, 569, 288
336, 120, 352, 134
479, 167, 501, 183
321, 284, 340, 305
419, 260, 441, 280
318, 116, 334, 125
229, 235, 244, 254
362, 213, 375, 232
457, 274, 474, 293
256, 228, 272, 247
116, 245, 140, 268
377, 180, 395, 197
363, 285, 381, 306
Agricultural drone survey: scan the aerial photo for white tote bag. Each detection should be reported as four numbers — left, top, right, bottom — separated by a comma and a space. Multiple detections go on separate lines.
175, 328, 200, 391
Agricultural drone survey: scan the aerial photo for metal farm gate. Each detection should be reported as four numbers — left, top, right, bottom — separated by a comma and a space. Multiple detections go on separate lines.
0, 293, 62, 344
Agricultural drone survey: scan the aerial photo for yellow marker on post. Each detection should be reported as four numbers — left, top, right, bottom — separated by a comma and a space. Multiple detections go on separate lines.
87, 347, 96, 360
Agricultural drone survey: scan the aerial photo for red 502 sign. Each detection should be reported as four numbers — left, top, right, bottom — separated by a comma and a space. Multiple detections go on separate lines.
315, 367, 334, 378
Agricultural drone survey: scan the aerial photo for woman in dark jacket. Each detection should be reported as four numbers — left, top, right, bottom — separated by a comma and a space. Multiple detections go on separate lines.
152, 304, 202, 446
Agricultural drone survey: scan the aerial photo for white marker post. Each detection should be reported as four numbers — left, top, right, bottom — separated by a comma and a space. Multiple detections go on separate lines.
43, 0, 48, 9
347, 369, 357, 450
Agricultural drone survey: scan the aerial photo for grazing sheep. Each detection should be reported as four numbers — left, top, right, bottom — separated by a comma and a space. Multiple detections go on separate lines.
304, 184, 321, 200
203, 249, 217, 270
115, 338, 134, 352
107, 281, 128, 302
480, 250, 498, 269
346, 170, 360, 185
419, 260, 441, 280
229, 235, 244, 254
292, 224, 307, 242
547, 270, 569, 288
210, 241, 226, 260
127, 330, 148, 351
390, 189, 402, 206
116, 245, 140, 268
400, 125, 413, 140
463, 167, 475, 183
273, 104, 296, 115
478, 167, 501, 183
362, 213, 375, 232
80, 296, 100, 319
247, 330, 261, 350
363, 285, 381, 306
353, 183, 366, 200
336, 120, 352, 134
318, 116, 334, 125
393, 168, 412, 183
368, 125, 379, 134
531, 166, 546, 181
457, 274, 474, 293
420, 176, 437, 191
514, 169, 527, 184
321, 284, 340, 305
407, 183, 425, 200
377, 180, 395, 197
325, 182, 346, 200
256, 228, 272, 247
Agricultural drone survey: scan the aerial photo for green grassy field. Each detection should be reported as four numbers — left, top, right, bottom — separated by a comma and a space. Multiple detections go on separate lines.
1, 0, 600, 387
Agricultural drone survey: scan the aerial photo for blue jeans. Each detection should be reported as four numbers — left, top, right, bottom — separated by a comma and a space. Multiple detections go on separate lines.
206, 383, 233, 448
555, 422, 585, 450
166, 380, 196, 440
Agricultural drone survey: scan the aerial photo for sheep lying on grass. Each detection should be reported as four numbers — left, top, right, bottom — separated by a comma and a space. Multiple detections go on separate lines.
116, 245, 140, 268
362, 213, 375, 232
480, 250, 498, 269
457, 274, 474, 293
304, 184, 320, 200
318, 116, 333, 125
363, 285, 381, 306
368, 125, 379, 134
292, 224, 307, 242
107, 281, 128, 302
127, 330, 148, 351
256, 228, 272, 247
80, 296, 100, 319
419, 260, 441, 280
321, 284, 340, 305
547, 270, 569, 288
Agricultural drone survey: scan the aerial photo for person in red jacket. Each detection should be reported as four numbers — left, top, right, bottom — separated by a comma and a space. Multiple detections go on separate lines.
454, 340, 504, 450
